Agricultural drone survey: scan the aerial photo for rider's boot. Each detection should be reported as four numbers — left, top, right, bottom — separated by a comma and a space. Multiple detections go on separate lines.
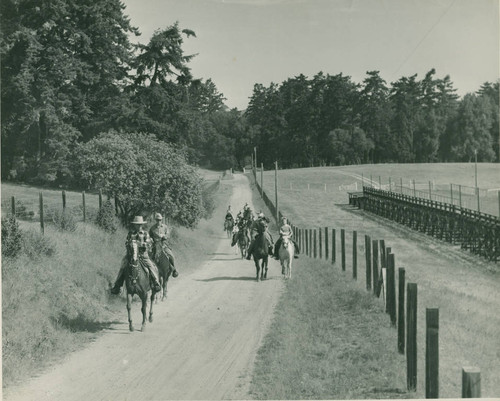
110, 262, 126, 294
171, 258, 179, 278
246, 240, 254, 260
293, 240, 300, 258
151, 273, 162, 292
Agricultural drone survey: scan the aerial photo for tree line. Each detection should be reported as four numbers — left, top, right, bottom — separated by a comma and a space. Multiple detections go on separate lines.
245, 71, 499, 169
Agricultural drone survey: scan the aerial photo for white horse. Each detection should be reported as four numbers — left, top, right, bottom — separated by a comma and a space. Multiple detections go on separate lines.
279, 234, 294, 279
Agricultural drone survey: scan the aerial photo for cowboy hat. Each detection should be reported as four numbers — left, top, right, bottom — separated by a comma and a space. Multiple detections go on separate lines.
131, 216, 145, 224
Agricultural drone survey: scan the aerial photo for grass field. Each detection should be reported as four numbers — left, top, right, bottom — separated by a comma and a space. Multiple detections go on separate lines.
258, 163, 500, 216
253, 163, 500, 398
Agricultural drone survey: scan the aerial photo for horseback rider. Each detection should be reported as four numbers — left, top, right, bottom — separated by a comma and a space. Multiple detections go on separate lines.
273, 216, 300, 260
149, 213, 179, 278
224, 205, 235, 230
246, 212, 274, 260
110, 216, 162, 295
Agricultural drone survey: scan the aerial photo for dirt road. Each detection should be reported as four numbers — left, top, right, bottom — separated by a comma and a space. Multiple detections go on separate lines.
4, 174, 284, 401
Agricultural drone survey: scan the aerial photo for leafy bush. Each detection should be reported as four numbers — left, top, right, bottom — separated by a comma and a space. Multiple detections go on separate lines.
49, 209, 77, 232
73, 131, 204, 228
94, 199, 118, 233
1, 217, 22, 258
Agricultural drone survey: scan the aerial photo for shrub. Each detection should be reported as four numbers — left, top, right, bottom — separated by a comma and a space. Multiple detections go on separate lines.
1, 217, 22, 258
49, 209, 77, 232
94, 199, 118, 233
21, 229, 56, 259
201, 181, 217, 219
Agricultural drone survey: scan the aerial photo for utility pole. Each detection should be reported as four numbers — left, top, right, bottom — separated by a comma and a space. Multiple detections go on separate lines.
474, 149, 478, 188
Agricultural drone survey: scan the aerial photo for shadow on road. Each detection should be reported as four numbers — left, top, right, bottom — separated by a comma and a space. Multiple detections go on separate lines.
196, 276, 257, 282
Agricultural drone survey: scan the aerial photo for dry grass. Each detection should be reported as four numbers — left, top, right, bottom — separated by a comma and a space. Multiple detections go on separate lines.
250, 165, 500, 398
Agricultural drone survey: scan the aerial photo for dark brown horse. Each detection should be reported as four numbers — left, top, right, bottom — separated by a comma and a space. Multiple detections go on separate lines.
251, 231, 269, 281
151, 243, 173, 302
125, 241, 158, 332
232, 228, 249, 258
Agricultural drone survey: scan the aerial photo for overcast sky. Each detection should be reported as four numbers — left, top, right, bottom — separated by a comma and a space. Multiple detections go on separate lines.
121, 0, 499, 110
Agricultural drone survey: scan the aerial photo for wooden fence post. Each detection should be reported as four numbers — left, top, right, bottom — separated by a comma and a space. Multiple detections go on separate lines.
332, 229, 336, 264
450, 184, 454, 205
459, 184, 462, 208
260, 163, 264, 198
11, 196, 16, 217
387, 254, 396, 325
319, 228, 322, 259
426, 308, 439, 399
476, 187, 480, 212
380, 240, 386, 269
305, 228, 308, 256
498, 191, 500, 217
98, 189, 103, 210
309, 229, 312, 257
341, 229, 346, 271
407, 283, 418, 392
39, 192, 44, 234
365, 235, 372, 290
275, 161, 279, 222
352, 230, 357, 279
462, 367, 481, 398
398, 268, 406, 354
82, 192, 86, 222
314, 229, 317, 258
325, 227, 329, 260
372, 240, 379, 295
62, 190, 66, 210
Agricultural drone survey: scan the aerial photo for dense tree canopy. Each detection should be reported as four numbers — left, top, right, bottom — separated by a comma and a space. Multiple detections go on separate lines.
244, 71, 498, 168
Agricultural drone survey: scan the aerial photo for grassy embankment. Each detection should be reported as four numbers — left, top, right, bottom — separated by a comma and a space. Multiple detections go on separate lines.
247, 175, 409, 399
1, 174, 226, 388
249, 164, 500, 399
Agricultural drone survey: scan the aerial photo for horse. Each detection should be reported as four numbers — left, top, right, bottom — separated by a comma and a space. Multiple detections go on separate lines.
232, 228, 249, 258
279, 234, 294, 279
124, 241, 158, 332
150, 241, 173, 302
251, 231, 270, 281
224, 218, 234, 238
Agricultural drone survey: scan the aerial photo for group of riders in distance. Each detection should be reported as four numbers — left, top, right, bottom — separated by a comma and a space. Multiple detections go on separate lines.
224, 204, 300, 278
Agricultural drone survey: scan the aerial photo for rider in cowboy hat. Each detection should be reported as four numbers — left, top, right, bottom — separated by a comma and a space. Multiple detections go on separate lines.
110, 215, 162, 294
273, 215, 299, 260
246, 211, 274, 260
149, 213, 179, 278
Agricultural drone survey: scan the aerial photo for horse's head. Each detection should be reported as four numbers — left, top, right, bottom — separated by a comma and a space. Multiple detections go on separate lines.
281, 234, 291, 248
128, 240, 139, 263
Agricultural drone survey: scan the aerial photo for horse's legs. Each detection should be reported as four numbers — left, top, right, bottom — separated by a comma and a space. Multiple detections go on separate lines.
141, 295, 148, 331
162, 274, 169, 301
149, 290, 154, 324
127, 294, 134, 332
253, 258, 260, 281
